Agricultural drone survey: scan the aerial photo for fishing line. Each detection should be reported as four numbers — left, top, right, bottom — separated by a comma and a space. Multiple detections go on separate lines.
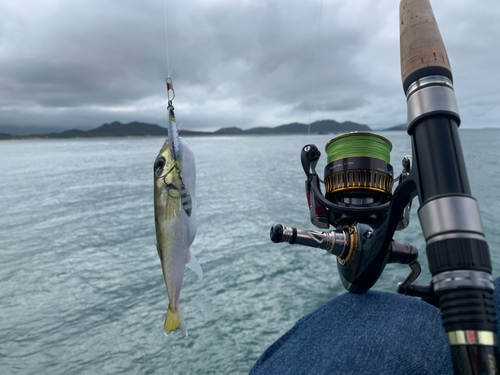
307, 0, 323, 137
163, 0, 176, 117
325, 133, 392, 164
163, 0, 171, 78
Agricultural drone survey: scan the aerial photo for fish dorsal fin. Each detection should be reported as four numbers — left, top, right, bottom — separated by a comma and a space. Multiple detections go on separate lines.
186, 251, 203, 279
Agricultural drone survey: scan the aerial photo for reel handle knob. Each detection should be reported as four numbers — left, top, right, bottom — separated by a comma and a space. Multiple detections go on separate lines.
270, 224, 284, 243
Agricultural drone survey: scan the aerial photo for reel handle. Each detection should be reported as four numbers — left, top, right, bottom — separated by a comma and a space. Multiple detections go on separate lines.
270, 224, 349, 257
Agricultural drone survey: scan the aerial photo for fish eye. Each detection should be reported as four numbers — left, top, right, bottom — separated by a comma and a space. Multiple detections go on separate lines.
154, 157, 166, 176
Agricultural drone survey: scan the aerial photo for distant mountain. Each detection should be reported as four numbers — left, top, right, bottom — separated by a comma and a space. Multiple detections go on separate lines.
87, 121, 162, 137
35, 121, 167, 138
212, 120, 370, 135
0, 125, 64, 136
213, 127, 245, 135
0, 132, 14, 140
1, 119, 371, 140
385, 124, 406, 131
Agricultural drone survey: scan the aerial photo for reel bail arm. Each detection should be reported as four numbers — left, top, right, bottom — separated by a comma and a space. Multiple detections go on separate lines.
387, 240, 422, 295
302, 145, 329, 228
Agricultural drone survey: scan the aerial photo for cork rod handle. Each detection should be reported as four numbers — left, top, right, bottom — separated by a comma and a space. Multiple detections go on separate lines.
399, 0, 452, 92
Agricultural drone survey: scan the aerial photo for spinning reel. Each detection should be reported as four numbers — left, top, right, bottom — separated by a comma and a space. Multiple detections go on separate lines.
271, 132, 429, 300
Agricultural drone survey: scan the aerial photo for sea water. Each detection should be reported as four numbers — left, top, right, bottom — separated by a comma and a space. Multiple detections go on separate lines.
1, 130, 500, 374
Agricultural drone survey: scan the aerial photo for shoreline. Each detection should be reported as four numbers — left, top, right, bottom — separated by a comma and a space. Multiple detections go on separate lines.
2, 127, 494, 142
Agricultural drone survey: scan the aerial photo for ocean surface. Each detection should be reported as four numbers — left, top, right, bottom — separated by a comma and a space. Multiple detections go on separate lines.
1, 130, 500, 374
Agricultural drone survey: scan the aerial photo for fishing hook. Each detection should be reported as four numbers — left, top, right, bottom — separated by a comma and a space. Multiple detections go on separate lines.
156, 162, 184, 188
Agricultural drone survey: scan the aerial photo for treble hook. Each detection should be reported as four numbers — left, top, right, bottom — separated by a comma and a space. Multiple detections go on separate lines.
156, 162, 180, 180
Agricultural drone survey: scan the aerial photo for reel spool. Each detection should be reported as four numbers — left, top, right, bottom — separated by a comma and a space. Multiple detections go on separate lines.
324, 132, 394, 210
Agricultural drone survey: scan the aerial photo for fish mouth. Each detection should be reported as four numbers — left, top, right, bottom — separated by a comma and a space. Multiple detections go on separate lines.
164, 182, 178, 190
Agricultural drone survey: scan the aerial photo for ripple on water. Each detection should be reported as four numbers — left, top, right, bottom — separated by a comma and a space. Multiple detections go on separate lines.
1, 131, 499, 374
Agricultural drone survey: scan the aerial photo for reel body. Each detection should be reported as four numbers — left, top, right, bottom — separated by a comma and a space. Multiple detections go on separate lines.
272, 132, 423, 295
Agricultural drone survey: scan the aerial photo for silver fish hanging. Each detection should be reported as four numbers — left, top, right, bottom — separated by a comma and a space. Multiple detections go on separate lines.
154, 103, 202, 336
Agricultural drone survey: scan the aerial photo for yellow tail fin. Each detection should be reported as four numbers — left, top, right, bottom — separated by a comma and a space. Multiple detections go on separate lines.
164, 307, 187, 336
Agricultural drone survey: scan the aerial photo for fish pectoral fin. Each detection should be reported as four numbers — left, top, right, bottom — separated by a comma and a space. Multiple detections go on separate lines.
186, 251, 203, 279
165, 194, 181, 221
164, 306, 187, 337
156, 244, 161, 260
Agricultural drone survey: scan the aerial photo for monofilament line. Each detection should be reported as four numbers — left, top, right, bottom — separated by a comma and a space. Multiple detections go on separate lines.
163, 0, 171, 78
307, 0, 323, 137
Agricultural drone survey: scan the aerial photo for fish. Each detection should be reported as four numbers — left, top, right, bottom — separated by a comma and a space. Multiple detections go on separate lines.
154, 107, 202, 336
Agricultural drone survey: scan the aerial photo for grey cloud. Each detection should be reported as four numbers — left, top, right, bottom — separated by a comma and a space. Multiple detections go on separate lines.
0, 0, 499, 131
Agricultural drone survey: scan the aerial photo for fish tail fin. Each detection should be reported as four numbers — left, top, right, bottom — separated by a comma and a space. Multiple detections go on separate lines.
164, 307, 187, 337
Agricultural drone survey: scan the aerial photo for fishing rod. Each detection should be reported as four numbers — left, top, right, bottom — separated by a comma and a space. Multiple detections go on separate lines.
269, 0, 498, 373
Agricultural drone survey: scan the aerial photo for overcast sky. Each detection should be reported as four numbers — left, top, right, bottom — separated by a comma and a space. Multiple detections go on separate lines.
1, 0, 499, 132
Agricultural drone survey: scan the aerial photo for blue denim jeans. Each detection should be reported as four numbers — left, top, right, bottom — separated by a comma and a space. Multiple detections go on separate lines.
250, 278, 500, 374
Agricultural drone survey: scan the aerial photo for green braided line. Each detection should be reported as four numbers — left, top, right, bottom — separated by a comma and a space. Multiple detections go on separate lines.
326, 135, 391, 164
